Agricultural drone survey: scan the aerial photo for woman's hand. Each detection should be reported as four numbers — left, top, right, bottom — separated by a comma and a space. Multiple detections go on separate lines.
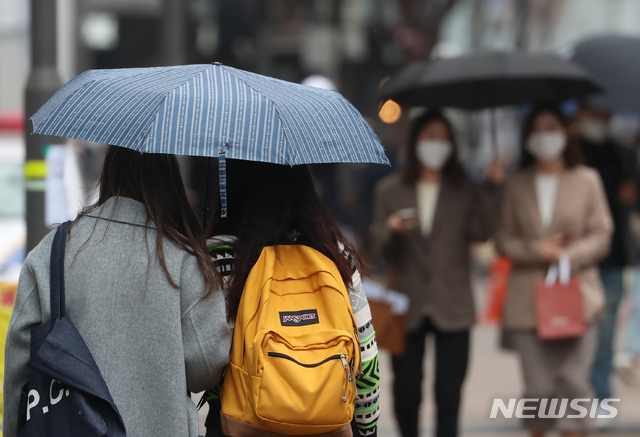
387, 208, 419, 235
485, 159, 506, 185
387, 213, 408, 234
617, 180, 637, 207
538, 234, 568, 263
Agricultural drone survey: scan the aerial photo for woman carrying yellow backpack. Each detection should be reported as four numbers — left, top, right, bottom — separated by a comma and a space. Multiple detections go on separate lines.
204, 160, 381, 437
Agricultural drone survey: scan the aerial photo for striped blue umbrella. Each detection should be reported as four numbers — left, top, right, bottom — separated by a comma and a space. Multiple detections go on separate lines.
31, 63, 390, 216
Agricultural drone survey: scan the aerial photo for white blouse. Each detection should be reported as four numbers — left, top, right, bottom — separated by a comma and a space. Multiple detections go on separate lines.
417, 181, 441, 236
534, 174, 559, 228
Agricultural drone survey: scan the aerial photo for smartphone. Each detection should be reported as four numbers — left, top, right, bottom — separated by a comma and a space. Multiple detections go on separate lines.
396, 208, 419, 229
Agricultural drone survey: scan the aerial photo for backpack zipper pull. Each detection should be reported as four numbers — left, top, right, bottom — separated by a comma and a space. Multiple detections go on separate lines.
352, 329, 364, 378
341, 354, 350, 402
341, 355, 352, 381
349, 354, 359, 401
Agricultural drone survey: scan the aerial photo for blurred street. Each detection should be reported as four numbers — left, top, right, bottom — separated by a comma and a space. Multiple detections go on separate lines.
373, 323, 640, 437
198, 321, 640, 436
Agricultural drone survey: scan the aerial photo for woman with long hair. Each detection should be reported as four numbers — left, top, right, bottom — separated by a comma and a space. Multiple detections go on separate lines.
495, 104, 613, 437
4, 146, 231, 437
370, 110, 504, 437
204, 160, 381, 437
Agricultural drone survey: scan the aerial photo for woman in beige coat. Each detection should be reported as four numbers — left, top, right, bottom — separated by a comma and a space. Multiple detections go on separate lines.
496, 104, 613, 437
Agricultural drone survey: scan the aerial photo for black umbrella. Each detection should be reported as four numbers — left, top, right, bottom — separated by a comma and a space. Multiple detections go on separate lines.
379, 51, 601, 154
571, 35, 640, 113
380, 51, 601, 109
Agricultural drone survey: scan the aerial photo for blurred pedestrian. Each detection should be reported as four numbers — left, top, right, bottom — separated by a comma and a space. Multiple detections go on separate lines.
203, 160, 381, 437
370, 110, 504, 437
615, 271, 640, 385
4, 146, 231, 437
496, 104, 613, 437
574, 104, 638, 418
618, 202, 640, 384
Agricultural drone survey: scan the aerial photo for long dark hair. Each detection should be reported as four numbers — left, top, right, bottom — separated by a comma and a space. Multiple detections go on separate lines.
209, 160, 362, 319
74, 146, 221, 295
401, 110, 467, 185
520, 104, 583, 169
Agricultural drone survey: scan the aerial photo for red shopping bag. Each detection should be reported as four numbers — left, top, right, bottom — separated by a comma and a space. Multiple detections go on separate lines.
535, 256, 586, 340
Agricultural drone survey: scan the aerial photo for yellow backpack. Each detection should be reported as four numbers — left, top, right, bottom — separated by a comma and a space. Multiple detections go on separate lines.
220, 245, 360, 436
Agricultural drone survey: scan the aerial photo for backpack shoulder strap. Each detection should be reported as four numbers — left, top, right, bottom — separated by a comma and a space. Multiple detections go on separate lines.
50, 221, 72, 320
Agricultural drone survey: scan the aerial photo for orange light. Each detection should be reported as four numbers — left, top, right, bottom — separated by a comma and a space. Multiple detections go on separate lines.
379, 100, 401, 124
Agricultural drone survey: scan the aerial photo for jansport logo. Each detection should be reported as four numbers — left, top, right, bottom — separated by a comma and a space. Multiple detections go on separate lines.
283, 314, 316, 323
280, 309, 319, 326
490, 398, 620, 419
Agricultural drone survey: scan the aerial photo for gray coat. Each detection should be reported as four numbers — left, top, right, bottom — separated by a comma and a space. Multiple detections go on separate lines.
4, 197, 231, 437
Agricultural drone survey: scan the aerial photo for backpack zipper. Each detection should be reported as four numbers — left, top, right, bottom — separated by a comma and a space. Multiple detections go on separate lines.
267, 352, 343, 367
267, 352, 351, 403
353, 327, 363, 378
340, 354, 351, 403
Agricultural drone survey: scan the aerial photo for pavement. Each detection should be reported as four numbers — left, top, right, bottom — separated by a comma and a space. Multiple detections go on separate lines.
373, 323, 640, 437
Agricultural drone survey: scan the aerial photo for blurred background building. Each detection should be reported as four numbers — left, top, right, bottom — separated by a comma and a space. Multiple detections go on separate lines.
4, 0, 640, 255
4, 0, 640, 108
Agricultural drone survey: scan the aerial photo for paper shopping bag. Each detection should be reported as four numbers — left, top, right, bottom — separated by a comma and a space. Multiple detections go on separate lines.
535, 256, 586, 340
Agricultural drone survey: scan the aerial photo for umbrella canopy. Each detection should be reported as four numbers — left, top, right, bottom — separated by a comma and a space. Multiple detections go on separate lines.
571, 35, 640, 113
31, 63, 389, 166
379, 51, 601, 109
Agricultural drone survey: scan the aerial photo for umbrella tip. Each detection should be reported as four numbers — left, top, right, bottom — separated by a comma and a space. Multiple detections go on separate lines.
212, 62, 223, 66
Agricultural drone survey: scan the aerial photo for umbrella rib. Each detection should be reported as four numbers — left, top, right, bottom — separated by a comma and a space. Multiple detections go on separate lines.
134, 70, 209, 152
135, 96, 172, 152
224, 69, 296, 165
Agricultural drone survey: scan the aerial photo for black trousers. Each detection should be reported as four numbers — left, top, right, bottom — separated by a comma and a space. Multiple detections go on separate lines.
391, 317, 469, 437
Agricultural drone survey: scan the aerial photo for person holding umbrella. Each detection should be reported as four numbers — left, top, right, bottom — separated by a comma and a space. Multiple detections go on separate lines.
495, 104, 613, 437
4, 146, 232, 436
17, 62, 390, 436
370, 109, 504, 437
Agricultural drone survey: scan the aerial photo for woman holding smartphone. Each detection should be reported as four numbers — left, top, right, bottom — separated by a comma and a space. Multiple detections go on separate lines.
495, 104, 613, 437
370, 110, 503, 437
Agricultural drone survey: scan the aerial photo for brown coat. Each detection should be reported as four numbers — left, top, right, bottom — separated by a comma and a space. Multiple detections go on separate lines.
370, 173, 502, 332
495, 165, 613, 330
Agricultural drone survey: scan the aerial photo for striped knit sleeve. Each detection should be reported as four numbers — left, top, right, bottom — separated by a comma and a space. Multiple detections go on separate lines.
348, 268, 381, 436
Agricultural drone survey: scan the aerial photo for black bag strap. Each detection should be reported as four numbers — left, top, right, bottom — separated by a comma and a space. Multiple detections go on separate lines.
50, 221, 72, 320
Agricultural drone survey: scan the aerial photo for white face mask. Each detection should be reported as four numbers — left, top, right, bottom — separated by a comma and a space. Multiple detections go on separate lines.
526, 132, 566, 161
580, 118, 608, 144
416, 140, 452, 170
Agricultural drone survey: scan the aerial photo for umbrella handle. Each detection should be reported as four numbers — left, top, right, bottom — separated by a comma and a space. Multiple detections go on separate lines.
219, 144, 229, 218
